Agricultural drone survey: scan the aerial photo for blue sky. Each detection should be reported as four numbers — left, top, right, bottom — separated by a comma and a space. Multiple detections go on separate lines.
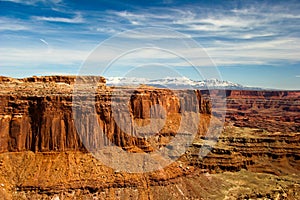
0, 0, 299, 89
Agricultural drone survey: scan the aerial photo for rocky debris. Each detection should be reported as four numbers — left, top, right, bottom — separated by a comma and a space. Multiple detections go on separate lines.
189, 126, 300, 175
0, 150, 299, 199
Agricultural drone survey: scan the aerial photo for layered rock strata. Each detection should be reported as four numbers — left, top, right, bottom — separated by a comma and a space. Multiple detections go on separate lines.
0, 76, 211, 153
0, 76, 299, 199
223, 90, 300, 132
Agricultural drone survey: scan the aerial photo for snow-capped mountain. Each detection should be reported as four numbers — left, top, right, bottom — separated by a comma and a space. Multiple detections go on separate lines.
106, 77, 248, 90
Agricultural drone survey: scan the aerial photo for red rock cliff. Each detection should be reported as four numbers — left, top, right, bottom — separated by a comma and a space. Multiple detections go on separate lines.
225, 90, 300, 132
0, 76, 211, 153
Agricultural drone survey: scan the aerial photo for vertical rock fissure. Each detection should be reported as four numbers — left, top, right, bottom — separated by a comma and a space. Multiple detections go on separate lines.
28, 98, 44, 152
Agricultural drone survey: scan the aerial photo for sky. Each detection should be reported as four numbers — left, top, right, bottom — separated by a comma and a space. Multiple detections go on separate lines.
0, 0, 299, 89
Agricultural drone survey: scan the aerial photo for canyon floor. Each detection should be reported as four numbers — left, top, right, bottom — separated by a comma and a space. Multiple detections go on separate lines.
0, 76, 299, 199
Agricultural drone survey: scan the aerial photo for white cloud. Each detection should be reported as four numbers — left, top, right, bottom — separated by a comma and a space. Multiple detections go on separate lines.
205, 37, 300, 65
0, 17, 30, 31
1, 1, 300, 69
0, 47, 89, 66
239, 33, 275, 39
1, 0, 36, 5
93, 27, 117, 34
108, 9, 180, 27
1, 0, 62, 5
0, 24, 28, 31
32, 13, 84, 23
99, 6, 300, 66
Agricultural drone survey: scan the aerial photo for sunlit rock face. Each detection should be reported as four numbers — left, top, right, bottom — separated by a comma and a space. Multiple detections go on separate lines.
0, 76, 212, 153
0, 76, 299, 199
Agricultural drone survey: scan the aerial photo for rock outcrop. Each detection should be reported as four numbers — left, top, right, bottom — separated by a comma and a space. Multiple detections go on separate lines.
199, 90, 300, 132
190, 127, 300, 175
0, 76, 211, 153
225, 90, 300, 132
0, 76, 299, 199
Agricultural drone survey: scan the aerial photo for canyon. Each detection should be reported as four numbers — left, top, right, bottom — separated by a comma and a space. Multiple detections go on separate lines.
0, 76, 299, 199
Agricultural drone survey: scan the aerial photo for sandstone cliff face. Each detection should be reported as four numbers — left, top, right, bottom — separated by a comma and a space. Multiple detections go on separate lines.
190, 127, 300, 175
0, 76, 299, 199
0, 77, 299, 154
0, 77, 210, 153
0, 75, 106, 84
0, 95, 83, 152
200, 90, 300, 132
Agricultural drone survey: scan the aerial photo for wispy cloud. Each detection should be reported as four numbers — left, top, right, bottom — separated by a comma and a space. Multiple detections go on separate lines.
32, 13, 84, 23
1, 0, 300, 74
1, 0, 37, 5
106, 3, 300, 66
0, 0, 62, 6
206, 37, 300, 65
0, 23, 28, 31
0, 17, 30, 31
0, 47, 88, 66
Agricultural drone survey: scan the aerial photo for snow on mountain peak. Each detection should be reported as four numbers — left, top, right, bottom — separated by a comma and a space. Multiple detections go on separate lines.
106, 76, 245, 89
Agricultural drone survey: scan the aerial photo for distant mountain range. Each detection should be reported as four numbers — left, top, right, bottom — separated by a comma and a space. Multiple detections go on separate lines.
106, 77, 262, 90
